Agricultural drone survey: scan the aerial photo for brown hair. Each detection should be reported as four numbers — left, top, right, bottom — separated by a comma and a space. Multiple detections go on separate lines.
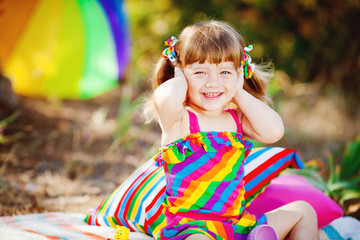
144, 20, 273, 122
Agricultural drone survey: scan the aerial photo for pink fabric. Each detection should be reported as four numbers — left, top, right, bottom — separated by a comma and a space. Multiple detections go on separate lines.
187, 109, 242, 133
187, 110, 200, 133
225, 109, 242, 133
245, 174, 343, 228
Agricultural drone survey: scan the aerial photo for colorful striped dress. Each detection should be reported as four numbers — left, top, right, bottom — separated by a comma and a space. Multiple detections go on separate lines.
154, 109, 267, 240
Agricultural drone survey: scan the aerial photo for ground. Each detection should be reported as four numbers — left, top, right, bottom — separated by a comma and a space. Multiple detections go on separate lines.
0, 86, 161, 216
0, 83, 359, 220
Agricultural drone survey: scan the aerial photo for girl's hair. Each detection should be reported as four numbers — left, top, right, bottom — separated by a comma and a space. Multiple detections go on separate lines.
143, 20, 273, 122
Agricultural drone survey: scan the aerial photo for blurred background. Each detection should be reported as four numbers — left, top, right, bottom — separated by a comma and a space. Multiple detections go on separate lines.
0, 0, 359, 220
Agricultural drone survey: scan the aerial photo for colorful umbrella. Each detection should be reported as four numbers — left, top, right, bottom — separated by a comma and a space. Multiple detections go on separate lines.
0, 0, 131, 99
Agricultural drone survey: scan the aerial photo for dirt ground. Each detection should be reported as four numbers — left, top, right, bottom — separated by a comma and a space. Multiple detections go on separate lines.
0, 82, 359, 220
0, 86, 162, 216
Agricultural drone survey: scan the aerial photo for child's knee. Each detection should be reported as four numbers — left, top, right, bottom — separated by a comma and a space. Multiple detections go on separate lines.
293, 200, 318, 228
266, 201, 319, 239
294, 201, 317, 217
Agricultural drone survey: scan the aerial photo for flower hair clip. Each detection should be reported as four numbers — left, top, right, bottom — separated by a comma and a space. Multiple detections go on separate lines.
162, 36, 178, 67
241, 45, 255, 79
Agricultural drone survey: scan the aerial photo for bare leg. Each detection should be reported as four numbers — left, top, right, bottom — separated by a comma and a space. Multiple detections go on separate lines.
266, 200, 319, 240
185, 234, 211, 240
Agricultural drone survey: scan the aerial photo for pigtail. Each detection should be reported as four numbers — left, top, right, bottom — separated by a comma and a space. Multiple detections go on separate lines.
243, 62, 274, 105
153, 57, 175, 89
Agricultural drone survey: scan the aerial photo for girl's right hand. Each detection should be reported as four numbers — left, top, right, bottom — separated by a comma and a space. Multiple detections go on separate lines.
153, 66, 188, 127
174, 67, 187, 81
153, 66, 188, 143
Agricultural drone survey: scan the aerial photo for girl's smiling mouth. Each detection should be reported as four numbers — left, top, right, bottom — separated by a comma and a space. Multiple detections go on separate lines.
203, 92, 223, 98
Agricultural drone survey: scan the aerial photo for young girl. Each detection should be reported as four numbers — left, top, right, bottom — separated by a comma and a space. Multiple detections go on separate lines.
148, 20, 318, 240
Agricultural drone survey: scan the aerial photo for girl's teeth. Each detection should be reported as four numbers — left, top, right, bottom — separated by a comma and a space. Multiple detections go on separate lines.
205, 93, 220, 97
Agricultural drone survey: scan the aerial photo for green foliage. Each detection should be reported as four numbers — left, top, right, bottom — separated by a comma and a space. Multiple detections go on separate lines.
115, 86, 138, 140
126, 0, 360, 105
288, 137, 360, 204
110, 85, 145, 152
126, 0, 181, 87
340, 137, 360, 180
247, 138, 264, 148
327, 137, 360, 202
0, 111, 21, 144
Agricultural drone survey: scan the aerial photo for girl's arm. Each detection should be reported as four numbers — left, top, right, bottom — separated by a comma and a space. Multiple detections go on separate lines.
234, 88, 284, 144
153, 67, 188, 131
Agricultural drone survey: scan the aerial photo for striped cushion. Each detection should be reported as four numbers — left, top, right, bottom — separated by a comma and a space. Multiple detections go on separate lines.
84, 147, 304, 237
243, 147, 305, 204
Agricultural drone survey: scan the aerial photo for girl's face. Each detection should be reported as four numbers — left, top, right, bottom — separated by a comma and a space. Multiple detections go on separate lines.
183, 61, 243, 112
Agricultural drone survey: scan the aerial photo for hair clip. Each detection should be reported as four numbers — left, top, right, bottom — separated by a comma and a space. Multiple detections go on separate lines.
241, 45, 255, 79
162, 36, 178, 67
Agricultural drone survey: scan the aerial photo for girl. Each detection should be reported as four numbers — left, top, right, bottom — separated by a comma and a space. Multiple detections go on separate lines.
148, 20, 318, 240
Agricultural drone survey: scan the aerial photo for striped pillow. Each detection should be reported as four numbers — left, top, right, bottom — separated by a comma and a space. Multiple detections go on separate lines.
84, 147, 304, 237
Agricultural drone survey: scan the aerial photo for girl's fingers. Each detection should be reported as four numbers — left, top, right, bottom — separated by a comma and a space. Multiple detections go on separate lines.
174, 67, 185, 79
238, 68, 244, 89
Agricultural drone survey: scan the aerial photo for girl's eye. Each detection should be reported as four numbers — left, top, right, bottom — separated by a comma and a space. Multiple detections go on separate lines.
194, 71, 205, 75
221, 71, 231, 75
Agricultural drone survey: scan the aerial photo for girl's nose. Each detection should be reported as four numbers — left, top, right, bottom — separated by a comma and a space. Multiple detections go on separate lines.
205, 74, 219, 87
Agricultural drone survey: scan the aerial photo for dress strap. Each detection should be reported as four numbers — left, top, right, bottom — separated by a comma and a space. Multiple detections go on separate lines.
187, 110, 201, 133
225, 109, 243, 133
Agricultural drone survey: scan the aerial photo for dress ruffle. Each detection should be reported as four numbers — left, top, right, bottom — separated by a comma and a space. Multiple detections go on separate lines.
154, 131, 252, 167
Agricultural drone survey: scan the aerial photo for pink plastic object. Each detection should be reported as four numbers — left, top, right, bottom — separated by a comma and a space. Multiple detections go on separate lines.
247, 225, 278, 240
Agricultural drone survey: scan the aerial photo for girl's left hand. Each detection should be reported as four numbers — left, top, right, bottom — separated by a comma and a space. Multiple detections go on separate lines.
237, 67, 245, 90
232, 68, 245, 104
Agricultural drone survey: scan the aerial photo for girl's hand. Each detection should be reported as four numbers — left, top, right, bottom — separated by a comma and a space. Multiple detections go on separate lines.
153, 66, 188, 133
232, 68, 245, 105
234, 89, 284, 144
174, 67, 187, 82
237, 66, 245, 90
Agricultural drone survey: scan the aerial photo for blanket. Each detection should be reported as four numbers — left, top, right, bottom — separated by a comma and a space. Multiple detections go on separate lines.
319, 216, 360, 240
0, 212, 358, 240
0, 212, 152, 240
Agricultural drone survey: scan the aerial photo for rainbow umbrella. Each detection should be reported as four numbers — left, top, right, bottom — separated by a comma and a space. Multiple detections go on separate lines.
0, 0, 130, 99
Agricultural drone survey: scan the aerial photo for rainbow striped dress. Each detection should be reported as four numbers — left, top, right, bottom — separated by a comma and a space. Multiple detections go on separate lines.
154, 109, 267, 240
